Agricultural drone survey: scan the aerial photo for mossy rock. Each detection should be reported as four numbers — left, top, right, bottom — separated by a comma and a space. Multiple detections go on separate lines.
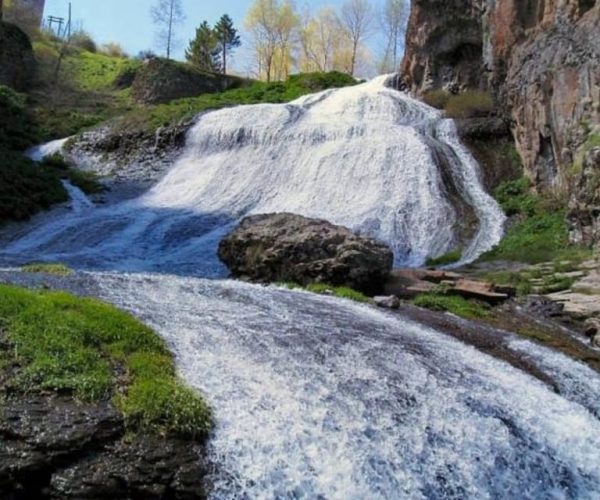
0, 21, 35, 90
131, 58, 247, 104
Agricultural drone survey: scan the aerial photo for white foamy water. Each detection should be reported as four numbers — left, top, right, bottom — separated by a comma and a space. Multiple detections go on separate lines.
2, 75, 504, 271
91, 272, 600, 499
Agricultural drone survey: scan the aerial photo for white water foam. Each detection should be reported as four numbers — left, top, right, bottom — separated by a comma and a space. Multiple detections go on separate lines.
93, 272, 600, 499
2, 75, 504, 271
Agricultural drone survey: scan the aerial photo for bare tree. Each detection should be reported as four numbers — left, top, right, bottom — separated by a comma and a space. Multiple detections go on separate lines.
151, 0, 185, 60
340, 0, 374, 76
380, 0, 408, 72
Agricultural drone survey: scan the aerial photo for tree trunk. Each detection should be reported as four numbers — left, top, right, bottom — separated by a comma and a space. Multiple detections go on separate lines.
167, 0, 174, 59
222, 41, 227, 75
350, 39, 358, 76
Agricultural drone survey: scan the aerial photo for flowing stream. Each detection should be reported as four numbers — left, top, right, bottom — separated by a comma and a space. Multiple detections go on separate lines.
2, 76, 600, 498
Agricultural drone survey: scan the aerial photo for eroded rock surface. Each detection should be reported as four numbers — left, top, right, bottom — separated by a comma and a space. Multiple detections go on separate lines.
0, 21, 35, 90
218, 213, 394, 295
401, 0, 600, 246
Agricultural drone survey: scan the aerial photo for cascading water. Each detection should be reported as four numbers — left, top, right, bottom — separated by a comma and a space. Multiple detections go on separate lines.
1, 76, 504, 270
2, 76, 599, 498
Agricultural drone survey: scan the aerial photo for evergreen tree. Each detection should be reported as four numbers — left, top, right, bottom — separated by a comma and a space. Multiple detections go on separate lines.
185, 21, 220, 72
214, 14, 241, 75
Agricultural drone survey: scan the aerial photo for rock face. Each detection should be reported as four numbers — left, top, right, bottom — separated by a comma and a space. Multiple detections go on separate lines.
401, 0, 600, 246
218, 213, 394, 295
0, 393, 207, 499
131, 58, 245, 104
0, 21, 35, 90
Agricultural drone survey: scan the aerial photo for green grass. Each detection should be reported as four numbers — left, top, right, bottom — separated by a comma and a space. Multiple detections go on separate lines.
279, 282, 370, 303
117, 71, 358, 134
21, 262, 73, 276
426, 249, 462, 267
412, 293, 490, 319
444, 90, 495, 119
422, 89, 451, 109
0, 284, 211, 438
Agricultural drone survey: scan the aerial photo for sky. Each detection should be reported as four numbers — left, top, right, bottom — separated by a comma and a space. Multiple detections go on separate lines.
43, 0, 406, 77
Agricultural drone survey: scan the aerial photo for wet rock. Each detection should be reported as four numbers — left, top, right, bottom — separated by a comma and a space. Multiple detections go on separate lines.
0, 21, 35, 90
521, 295, 566, 318
0, 393, 207, 499
374, 295, 400, 309
218, 213, 394, 295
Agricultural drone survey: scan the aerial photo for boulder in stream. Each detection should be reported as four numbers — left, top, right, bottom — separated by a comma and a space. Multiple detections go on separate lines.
218, 213, 394, 295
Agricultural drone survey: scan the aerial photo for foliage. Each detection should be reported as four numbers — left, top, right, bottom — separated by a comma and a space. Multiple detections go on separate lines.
101, 42, 128, 58
0, 84, 37, 150
0, 284, 211, 437
185, 21, 221, 72
444, 90, 494, 119
426, 249, 462, 267
117, 71, 357, 134
22, 262, 73, 276
422, 89, 451, 110
41, 153, 105, 194
494, 177, 538, 216
214, 14, 241, 74
412, 293, 490, 319
0, 152, 68, 224
70, 30, 97, 53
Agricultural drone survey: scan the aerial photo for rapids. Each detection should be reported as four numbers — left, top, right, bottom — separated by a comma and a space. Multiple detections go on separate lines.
2, 76, 599, 498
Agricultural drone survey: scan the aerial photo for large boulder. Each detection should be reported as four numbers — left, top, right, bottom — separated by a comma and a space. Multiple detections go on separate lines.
131, 58, 246, 104
0, 21, 35, 90
218, 213, 394, 295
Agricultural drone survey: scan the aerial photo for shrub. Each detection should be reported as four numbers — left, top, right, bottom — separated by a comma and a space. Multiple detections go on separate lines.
422, 89, 451, 109
41, 153, 105, 194
445, 90, 495, 119
0, 84, 37, 150
101, 42, 127, 58
70, 30, 97, 53
0, 152, 68, 224
494, 177, 539, 216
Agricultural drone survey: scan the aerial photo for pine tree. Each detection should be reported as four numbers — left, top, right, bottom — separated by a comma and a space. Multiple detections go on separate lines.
185, 21, 220, 72
214, 14, 241, 75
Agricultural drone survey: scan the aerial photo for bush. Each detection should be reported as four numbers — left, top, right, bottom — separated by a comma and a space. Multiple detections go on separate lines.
0, 84, 37, 150
70, 30, 97, 53
0, 152, 68, 224
494, 177, 539, 216
101, 42, 127, 58
445, 90, 495, 119
41, 153, 105, 194
422, 89, 451, 109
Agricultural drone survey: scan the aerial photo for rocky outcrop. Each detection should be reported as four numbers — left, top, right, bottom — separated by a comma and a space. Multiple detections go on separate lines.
0, 392, 207, 499
131, 58, 246, 104
218, 213, 394, 295
0, 21, 35, 90
401, 0, 600, 246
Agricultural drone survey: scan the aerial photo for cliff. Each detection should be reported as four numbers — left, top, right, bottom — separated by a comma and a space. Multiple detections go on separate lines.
401, 0, 600, 247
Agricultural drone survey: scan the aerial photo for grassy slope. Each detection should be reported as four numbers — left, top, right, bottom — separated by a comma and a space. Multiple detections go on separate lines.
0, 284, 211, 438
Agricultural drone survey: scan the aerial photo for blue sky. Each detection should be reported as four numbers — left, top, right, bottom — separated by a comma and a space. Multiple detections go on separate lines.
43, 0, 404, 76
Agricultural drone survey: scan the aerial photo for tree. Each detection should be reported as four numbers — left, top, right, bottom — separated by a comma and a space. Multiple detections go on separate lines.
340, 0, 373, 76
151, 0, 185, 60
245, 0, 298, 82
380, 0, 408, 73
185, 21, 221, 72
214, 14, 241, 75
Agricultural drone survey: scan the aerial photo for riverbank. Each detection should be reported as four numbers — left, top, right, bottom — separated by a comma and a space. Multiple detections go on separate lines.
0, 276, 211, 498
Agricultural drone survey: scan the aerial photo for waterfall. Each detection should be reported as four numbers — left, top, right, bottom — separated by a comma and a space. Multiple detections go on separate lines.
2, 75, 504, 271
